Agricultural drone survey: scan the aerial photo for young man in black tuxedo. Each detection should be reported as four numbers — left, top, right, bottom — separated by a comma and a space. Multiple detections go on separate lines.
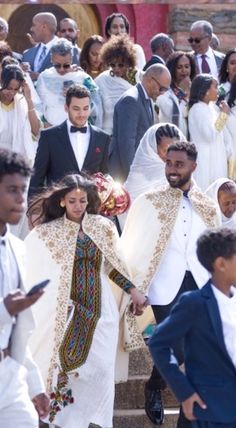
29, 84, 110, 199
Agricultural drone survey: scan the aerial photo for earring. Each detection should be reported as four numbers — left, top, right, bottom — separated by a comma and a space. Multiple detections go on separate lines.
60, 201, 65, 208
110, 69, 114, 77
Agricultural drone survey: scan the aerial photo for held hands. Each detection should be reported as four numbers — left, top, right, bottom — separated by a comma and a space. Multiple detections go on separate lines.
129, 288, 147, 316
32, 392, 50, 419
182, 392, 207, 421
4, 289, 45, 316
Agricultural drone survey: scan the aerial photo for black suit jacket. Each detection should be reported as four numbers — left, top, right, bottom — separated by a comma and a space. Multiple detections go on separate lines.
29, 121, 110, 198
143, 55, 165, 71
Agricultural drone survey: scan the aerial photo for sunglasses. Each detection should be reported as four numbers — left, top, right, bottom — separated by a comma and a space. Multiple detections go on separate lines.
53, 63, 71, 70
109, 63, 125, 69
151, 77, 169, 93
188, 36, 208, 44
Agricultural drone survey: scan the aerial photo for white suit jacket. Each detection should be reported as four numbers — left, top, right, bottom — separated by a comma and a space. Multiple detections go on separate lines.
0, 232, 45, 399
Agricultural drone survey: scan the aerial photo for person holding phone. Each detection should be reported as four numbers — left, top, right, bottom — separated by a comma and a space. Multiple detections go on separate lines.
25, 173, 146, 428
0, 148, 49, 428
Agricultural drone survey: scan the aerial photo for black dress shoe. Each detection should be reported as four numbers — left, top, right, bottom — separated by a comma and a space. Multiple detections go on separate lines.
144, 384, 164, 425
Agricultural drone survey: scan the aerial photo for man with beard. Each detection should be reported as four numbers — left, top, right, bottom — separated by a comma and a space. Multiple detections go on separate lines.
120, 141, 221, 427
58, 18, 81, 64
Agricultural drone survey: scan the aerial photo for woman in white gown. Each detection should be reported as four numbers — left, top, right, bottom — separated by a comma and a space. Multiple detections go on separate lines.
25, 174, 146, 428
206, 177, 236, 228
218, 49, 236, 178
188, 74, 230, 191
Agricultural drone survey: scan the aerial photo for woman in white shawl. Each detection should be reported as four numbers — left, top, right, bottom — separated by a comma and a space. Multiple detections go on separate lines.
95, 34, 140, 135
0, 64, 40, 163
25, 174, 146, 428
124, 122, 186, 202
206, 178, 236, 228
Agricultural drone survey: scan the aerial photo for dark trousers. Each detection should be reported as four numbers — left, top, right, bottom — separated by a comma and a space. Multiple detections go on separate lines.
146, 271, 198, 428
192, 421, 236, 428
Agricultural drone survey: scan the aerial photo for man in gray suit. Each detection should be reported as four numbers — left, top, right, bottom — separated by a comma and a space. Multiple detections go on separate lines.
188, 20, 224, 79
22, 12, 59, 82
109, 64, 171, 182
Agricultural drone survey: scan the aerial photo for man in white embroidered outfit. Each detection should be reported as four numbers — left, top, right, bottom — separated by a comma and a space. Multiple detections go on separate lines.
121, 141, 220, 427
0, 148, 49, 427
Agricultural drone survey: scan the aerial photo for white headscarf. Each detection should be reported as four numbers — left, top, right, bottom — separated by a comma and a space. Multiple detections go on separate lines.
124, 122, 186, 201
205, 178, 236, 228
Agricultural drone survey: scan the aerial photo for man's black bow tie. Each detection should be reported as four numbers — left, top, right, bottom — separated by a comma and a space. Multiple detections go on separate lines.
183, 190, 189, 198
70, 126, 87, 134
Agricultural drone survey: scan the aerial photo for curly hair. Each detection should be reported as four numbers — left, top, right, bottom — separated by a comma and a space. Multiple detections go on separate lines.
166, 51, 197, 85
100, 34, 136, 69
197, 228, 236, 273
80, 35, 104, 73
28, 174, 101, 227
189, 74, 215, 109
219, 49, 236, 84
0, 148, 32, 181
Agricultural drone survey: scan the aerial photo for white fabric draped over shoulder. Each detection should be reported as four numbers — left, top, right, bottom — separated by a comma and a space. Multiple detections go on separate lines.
0, 94, 37, 164
205, 177, 236, 228
124, 123, 187, 202
95, 70, 134, 135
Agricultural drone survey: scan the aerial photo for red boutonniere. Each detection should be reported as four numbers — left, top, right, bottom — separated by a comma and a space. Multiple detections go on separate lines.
95, 147, 101, 154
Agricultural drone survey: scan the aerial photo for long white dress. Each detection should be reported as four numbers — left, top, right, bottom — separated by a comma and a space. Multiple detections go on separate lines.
188, 101, 228, 191
219, 81, 236, 179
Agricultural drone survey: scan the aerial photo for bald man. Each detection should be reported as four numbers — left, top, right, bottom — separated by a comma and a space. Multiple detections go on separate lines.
109, 64, 171, 182
22, 12, 59, 81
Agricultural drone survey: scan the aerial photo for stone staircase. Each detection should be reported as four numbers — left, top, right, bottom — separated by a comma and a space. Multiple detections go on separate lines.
113, 347, 179, 427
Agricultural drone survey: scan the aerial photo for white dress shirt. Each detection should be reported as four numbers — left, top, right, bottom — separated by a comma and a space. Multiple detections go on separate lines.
212, 283, 236, 368
67, 119, 90, 170
0, 227, 19, 349
196, 47, 219, 80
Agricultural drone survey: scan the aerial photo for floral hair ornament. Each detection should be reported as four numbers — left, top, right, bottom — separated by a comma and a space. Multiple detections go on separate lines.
92, 172, 131, 216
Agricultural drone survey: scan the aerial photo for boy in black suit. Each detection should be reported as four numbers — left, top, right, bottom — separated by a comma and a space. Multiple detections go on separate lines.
149, 228, 236, 427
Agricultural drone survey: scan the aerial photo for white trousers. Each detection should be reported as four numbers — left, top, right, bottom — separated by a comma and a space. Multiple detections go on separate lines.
0, 356, 39, 428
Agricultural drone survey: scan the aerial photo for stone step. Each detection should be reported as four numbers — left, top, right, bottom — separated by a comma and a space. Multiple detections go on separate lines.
129, 347, 154, 376
115, 375, 178, 410
113, 408, 179, 428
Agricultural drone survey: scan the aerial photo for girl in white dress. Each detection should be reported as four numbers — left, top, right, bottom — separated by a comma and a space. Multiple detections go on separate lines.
188, 74, 230, 191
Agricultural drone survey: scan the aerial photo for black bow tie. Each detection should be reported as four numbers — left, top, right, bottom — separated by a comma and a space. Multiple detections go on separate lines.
70, 126, 87, 134
183, 190, 189, 198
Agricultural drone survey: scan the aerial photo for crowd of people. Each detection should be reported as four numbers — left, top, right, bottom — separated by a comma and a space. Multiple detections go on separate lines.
1, 9, 236, 428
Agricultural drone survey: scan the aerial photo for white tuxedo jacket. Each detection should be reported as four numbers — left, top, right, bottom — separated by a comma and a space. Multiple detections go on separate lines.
0, 232, 45, 399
